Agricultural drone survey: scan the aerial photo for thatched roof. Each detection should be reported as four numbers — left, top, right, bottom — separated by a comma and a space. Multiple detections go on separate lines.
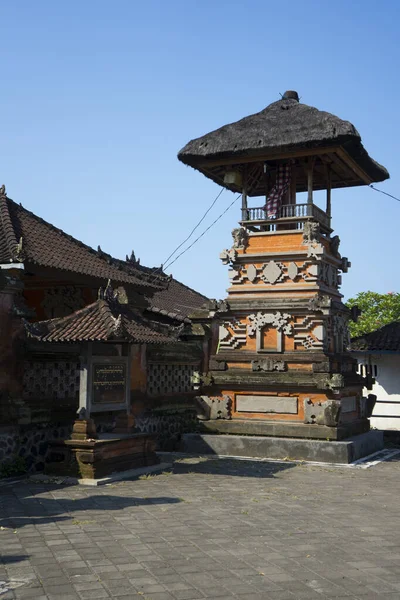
178, 92, 389, 195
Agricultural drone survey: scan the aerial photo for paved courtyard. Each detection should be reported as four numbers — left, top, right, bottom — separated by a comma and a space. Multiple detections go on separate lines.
1, 454, 400, 600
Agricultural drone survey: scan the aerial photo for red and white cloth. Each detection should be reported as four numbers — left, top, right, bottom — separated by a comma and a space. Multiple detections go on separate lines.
264, 164, 291, 218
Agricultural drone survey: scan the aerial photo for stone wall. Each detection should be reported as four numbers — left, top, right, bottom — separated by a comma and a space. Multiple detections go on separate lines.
135, 410, 199, 450
0, 424, 73, 475
0, 409, 199, 476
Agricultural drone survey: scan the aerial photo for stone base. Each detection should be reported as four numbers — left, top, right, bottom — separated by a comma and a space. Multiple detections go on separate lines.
180, 431, 384, 464
200, 418, 370, 440
45, 433, 158, 479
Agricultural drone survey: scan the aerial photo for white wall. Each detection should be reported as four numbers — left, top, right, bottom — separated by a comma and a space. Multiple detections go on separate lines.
355, 353, 400, 430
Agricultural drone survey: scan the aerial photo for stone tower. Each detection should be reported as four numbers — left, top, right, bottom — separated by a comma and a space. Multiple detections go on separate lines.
178, 91, 389, 459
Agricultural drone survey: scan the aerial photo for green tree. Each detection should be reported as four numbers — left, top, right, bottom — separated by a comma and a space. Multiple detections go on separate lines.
346, 291, 400, 338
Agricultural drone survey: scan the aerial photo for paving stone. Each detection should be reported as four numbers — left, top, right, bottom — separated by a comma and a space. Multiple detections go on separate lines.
3, 455, 400, 598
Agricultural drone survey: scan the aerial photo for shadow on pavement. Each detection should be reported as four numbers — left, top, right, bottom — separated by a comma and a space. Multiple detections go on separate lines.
171, 455, 296, 478
0, 555, 30, 565
0, 487, 182, 530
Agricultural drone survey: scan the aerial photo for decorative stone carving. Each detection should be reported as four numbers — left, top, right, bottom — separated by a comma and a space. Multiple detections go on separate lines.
247, 311, 293, 336
231, 227, 248, 249
261, 260, 284, 284
194, 395, 232, 420
209, 358, 227, 371
341, 257, 351, 272
247, 264, 257, 282
218, 319, 247, 350
219, 248, 237, 265
304, 398, 341, 427
308, 294, 331, 312
302, 221, 320, 245
205, 298, 230, 313
332, 314, 351, 352
325, 374, 345, 392
13, 237, 26, 263
112, 314, 124, 337
287, 262, 299, 280
293, 316, 325, 350
252, 359, 286, 372
216, 299, 229, 313
330, 235, 341, 257
318, 262, 339, 288
191, 372, 214, 390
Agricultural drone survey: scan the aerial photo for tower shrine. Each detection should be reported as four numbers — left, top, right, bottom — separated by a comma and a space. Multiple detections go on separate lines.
178, 91, 389, 461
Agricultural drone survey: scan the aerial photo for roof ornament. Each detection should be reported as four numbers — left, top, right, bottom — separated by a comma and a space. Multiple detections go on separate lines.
13, 236, 25, 262
0, 184, 6, 196
126, 250, 140, 265
112, 313, 125, 337
98, 279, 119, 303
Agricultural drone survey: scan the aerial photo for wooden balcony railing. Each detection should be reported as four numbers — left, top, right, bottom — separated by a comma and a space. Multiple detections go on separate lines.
241, 203, 331, 231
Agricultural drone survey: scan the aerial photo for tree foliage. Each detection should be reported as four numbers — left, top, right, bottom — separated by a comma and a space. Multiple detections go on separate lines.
345, 291, 400, 338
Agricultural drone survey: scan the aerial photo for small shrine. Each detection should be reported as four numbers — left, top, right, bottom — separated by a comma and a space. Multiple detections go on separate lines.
178, 90, 389, 462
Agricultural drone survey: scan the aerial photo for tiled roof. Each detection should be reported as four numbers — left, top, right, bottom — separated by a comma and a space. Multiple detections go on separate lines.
350, 321, 400, 352
149, 278, 208, 319
0, 190, 163, 290
24, 289, 182, 344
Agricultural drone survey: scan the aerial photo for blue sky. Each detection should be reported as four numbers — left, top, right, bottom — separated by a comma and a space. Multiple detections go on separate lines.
1, 0, 399, 301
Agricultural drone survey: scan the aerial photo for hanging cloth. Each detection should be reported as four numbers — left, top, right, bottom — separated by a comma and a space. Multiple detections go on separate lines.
264, 164, 291, 218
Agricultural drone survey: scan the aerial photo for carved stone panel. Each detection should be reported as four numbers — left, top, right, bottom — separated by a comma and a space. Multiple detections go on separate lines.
218, 319, 247, 350
236, 395, 298, 414
261, 261, 284, 284
247, 264, 257, 283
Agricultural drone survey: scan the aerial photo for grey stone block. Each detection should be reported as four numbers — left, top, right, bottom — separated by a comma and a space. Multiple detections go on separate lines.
180, 431, 384, 464
236, 395, 298, 414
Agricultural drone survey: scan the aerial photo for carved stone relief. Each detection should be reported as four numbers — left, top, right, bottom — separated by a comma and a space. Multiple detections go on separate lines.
330, 235, 341, 257
247, 264, 257, 282
304, 398, 341, 426
219, 248, 237, 265
331, 314, 351, 352
308, 294, 331, 313
247, 312, 293, 336
218, 319, 247, 350
195, 395, 232, 420
261, 261, 284, 284
293, 316, 325, 351
228, 259, 320, 286
231, 227, 248, 249
247, 312, 292, 353
324, 373, 345, 393
302, 221, 320, 245
252, 359, 286, 372
287, 262, 299, 280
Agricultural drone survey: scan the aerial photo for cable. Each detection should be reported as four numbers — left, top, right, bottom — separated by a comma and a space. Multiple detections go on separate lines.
369, 185, 400, 203
163, 187, 225, 266
164, 194, 241, 271
149, 187, 225, 283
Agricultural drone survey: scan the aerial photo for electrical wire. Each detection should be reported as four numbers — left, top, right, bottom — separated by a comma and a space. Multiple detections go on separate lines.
149, 187, 225, 282
164, 194, 241, 271
163, 187, 225, 266
149, 183, 398, 281
369, 185, 400, 203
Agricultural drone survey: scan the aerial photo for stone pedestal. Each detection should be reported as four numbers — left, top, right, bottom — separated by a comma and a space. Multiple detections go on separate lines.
45, 433, 158, 479
180, 430, 384, 464
71, 418, 98, 441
